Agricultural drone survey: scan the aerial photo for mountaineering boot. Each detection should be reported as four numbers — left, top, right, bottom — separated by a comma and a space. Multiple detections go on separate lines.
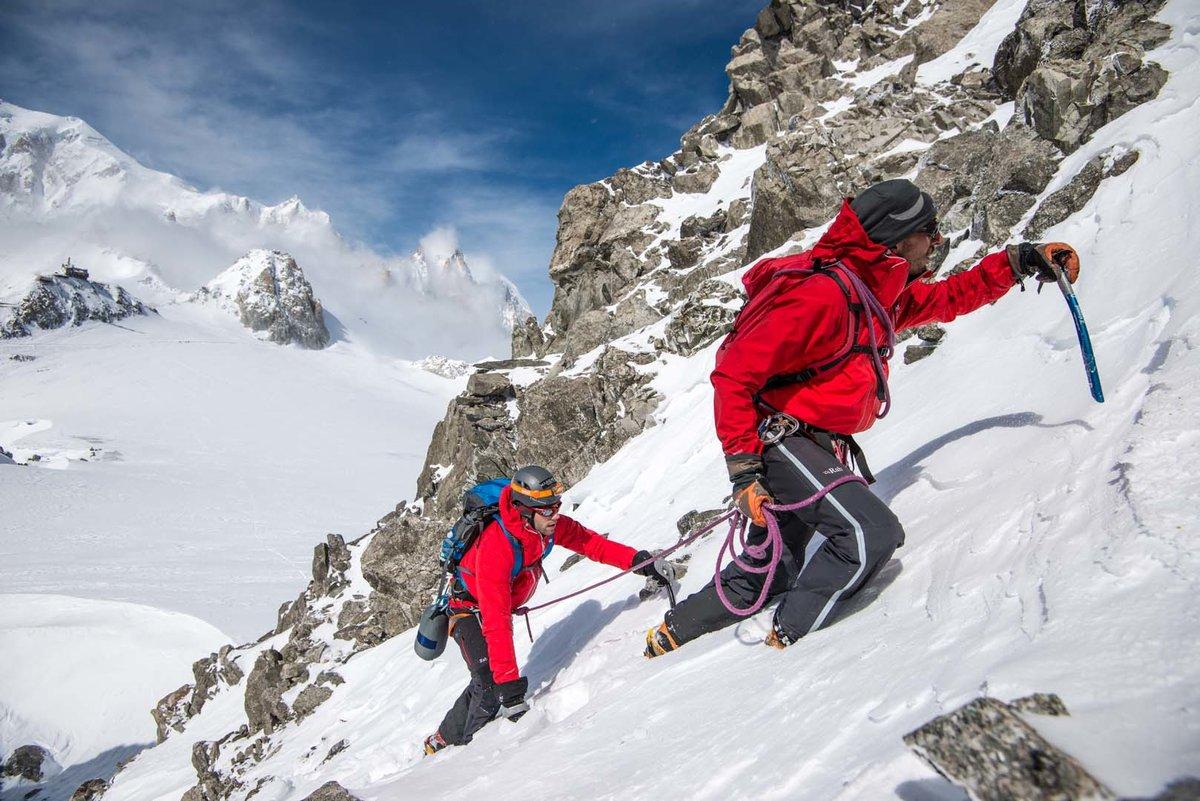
423, 731, 448, 756
765, 624, 793, 650
644, 621, 681, 658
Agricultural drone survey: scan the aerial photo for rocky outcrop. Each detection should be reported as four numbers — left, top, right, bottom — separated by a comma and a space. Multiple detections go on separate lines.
904, 694, 1116, 801
1026, 147, 1139, 239
197, 250, 330, 349
299, 782, 361, 801
68, 779, 108, 801
661, 280, 741, 356
0, 272, 154, 338
2, 745, 59, 783
916, 123, 1062, 250
244, 650, 290, 735
994, 0, 1170, 153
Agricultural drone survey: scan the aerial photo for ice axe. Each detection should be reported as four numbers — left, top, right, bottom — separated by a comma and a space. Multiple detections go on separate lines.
1049, 250, 1105, 403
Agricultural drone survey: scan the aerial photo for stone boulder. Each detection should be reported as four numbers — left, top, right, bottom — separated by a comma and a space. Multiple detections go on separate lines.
300, 782, 361, 801
198, 250, 330, 349
904, 693, 1116, 801
152, 683, 193, 742
915, 123, 1061, 247
1027, 147, 1139, 239
2, 745, 59, 783
359, 511, 445, 635
662, 280, 742, 356
244, 649, 290, 735
746, 127, 858, 260
68, 779, 108, 801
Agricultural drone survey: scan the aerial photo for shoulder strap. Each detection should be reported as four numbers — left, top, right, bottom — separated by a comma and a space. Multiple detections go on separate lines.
758, 262, 863, 394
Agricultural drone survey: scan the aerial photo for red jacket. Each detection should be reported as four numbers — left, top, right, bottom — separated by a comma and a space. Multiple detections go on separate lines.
712, 200, 1016, 455
450, 486, 638, 684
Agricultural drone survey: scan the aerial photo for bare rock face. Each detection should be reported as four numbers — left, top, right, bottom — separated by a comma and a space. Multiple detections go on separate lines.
915, 123, 1062, 250
68, 779, 108, 801
300, 781, 361, 801
904, 694, 1116, 801
198, 249, 330, 349
995, 0, 1170, 153
0, 272, 154, 338
292, 685, 334, 721
359, 510, 445, 636
244, 650, 290, 735
661, 280, 742, 356
1027, 147, 1139, 239
2, 745, 58, 783
152, 683, 193, 743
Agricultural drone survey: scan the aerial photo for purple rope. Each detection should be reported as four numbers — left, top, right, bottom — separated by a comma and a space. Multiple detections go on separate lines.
833, 265, 897, 419
713, 474, 867, 617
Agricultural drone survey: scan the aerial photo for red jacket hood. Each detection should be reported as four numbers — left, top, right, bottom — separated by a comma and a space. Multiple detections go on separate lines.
742, 200, 911, 307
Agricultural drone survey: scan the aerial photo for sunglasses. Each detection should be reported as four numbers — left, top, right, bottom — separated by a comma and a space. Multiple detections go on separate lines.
531, 504, 561, 518
921, 217, 944, 245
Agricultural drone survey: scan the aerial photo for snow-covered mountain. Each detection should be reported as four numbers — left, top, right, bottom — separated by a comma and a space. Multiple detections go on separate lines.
6, 0, 1200, 800
0, 100, 528, 360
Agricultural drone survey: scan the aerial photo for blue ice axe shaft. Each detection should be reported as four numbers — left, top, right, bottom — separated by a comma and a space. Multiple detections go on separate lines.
1052, 264, 1105, 403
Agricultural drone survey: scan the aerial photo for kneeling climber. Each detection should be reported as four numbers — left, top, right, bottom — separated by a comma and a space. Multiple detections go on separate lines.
645, 178, 1082, 658
424, 465, 677, 754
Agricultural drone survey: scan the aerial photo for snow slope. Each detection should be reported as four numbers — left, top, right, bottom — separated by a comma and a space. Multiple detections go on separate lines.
0, 304, 465, 641
0, 595, 226, 801
99, 1, 1200, 799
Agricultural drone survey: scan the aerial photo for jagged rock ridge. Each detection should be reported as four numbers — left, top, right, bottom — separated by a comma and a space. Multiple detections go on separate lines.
194, 250, 330, 349
1, 268, 155, 338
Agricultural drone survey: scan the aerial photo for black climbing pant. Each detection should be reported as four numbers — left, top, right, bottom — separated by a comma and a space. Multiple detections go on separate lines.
667, 433, 905, 644
436, 611, 500, 745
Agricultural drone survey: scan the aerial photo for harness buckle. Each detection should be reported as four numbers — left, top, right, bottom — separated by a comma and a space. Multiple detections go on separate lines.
758, 412, 801, 446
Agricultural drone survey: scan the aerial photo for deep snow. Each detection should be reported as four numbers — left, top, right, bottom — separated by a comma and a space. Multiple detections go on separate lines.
7, 0, 1200, 799
0, 595, 227, 801
92, 1, 1200, 800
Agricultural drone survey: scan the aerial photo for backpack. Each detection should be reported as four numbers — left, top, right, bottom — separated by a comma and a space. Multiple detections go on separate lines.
715, 259, 891, 410
437, 478, 556, 590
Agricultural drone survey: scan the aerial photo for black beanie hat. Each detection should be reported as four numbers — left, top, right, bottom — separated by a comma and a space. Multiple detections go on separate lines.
850, 179, 938, 247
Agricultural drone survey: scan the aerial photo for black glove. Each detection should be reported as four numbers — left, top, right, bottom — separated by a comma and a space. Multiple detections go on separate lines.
632, 550, 676, 587
1006, 242, 1081, 286
496, 677, 529, 721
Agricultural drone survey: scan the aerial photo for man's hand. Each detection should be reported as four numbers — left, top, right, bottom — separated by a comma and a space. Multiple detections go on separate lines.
1007, 242, 1081, 285
726, 453, 775, 527
633, 549, 676, 586
496, 677, 529, 721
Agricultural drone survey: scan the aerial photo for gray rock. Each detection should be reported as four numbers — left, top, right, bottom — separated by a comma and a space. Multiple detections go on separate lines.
1008, 692, 1070, 717
199, 250, 329, 349
244, 649, 290, 735
746, 128, 858, 260
151, 683, 192, 742
510, 316, 546, 358
671, 163, 720, 195
299, 781, 361, 801
292, 685, 333, 721
3, 745, 54, 782
995, 0, 1171, 153
676, 508, 729, 540
730, 102, 780, 149
1027, 148, 1139, 238
1125, 779, 1200, 801
68, 779, 108, 801
1, 274, 154, 339
902, 324, 946, 365
904, 695, 1116, 801
475, 357, 549, 372
662, 280, 742, 356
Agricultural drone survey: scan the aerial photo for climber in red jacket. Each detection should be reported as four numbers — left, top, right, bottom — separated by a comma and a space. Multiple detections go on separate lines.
645, 178, 1082, 657
424, 465, 677, 755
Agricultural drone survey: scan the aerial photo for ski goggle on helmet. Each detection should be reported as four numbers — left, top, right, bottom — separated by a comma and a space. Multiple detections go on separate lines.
510, 465, 564, 515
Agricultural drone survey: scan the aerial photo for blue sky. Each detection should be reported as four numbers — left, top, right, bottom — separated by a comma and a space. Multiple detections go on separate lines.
0, 0, 761, 313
